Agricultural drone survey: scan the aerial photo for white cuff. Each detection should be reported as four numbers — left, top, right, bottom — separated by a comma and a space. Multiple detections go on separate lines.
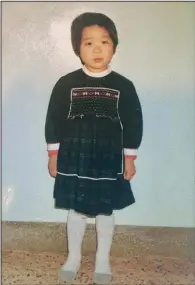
47, 143, 60, 151
124, 148, 137, 156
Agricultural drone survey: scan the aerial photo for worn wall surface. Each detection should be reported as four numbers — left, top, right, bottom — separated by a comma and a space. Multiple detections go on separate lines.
2, 2, 195, 226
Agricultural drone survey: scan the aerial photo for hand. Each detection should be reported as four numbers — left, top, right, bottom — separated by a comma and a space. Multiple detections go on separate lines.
48, 154, 57, 177
123, 157, 136, 180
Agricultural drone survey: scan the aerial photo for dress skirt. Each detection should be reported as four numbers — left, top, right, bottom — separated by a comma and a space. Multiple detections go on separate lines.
53, 115, 135, 216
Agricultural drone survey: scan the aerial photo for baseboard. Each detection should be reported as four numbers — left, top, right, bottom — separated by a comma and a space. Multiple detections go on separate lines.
2, 222, 195, 259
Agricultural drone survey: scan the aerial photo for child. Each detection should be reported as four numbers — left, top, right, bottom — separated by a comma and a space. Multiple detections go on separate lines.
45, 12, 143, 284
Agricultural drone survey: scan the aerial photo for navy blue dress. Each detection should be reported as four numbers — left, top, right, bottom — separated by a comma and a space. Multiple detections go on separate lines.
45, 68, 143, 216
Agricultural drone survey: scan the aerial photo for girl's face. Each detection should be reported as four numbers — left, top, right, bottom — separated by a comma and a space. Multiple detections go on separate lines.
80, 25, 114, 72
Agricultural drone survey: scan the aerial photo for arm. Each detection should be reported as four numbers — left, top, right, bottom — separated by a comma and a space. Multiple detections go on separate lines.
119, 80, 143, 160
45, 77, 64, 157
118, 80, 143, 180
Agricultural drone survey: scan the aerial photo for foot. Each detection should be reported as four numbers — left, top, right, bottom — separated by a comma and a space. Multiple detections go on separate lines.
58, 254, 81, 282
93, 257, 112, 284
58, 269, 77, 282
93, 272, 112, 284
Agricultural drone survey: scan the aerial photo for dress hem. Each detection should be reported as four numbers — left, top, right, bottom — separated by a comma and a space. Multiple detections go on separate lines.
54, 198, 135, 217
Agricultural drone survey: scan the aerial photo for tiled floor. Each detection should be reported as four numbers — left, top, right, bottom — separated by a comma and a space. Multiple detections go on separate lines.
2, 250, 195, 285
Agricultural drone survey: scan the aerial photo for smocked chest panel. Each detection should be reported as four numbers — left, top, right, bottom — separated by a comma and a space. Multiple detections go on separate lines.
67, 87, 120, 120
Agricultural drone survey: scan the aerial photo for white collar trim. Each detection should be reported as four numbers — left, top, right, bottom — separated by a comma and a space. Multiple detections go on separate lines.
82, 65, 112, 78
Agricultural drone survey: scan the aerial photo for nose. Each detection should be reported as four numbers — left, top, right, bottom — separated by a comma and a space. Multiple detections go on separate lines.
93, 44, 101, 53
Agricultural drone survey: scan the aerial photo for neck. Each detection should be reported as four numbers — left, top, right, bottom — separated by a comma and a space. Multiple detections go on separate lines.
82, 65, 112, 78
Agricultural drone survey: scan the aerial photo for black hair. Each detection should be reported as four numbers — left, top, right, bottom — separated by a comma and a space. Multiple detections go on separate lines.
71, 12, 119, 59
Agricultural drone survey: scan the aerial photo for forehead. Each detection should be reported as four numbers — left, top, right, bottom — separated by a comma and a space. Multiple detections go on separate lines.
81, 25, 110, 39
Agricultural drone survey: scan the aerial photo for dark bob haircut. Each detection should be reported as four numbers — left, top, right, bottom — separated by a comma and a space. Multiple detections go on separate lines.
71, 12, 119, 57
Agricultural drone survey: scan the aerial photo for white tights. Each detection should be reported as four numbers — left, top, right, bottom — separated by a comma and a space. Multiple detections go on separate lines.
59, 209, 115, 283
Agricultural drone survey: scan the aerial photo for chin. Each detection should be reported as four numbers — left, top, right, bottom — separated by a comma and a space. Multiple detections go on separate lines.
93, 62, 107, 68
94, 66, 107, 71
85, 62, 108, 72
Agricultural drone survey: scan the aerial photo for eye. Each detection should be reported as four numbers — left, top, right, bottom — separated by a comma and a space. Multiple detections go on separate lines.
85, 42, 92, 46
102, 41, 109, 44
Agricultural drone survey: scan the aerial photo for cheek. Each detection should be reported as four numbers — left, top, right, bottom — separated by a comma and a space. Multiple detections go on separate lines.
105, 46, 114, 57
80, 47, 89, 58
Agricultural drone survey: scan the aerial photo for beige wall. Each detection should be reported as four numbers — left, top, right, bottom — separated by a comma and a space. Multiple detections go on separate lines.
2, 2, 195, 226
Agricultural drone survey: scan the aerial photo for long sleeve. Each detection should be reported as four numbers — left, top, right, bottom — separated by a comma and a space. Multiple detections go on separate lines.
45, 77, 64, 156
118, 80, 143, 159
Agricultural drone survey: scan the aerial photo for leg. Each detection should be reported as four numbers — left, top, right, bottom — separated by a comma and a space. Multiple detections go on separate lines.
94, 213, 115, 284
59, 209, 87, 282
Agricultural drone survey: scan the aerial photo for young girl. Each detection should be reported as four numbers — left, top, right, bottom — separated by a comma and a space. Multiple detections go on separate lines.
45, 12, 143, 284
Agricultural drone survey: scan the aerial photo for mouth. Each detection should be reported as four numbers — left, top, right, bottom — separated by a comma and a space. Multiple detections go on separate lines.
94, 58, 103, 63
